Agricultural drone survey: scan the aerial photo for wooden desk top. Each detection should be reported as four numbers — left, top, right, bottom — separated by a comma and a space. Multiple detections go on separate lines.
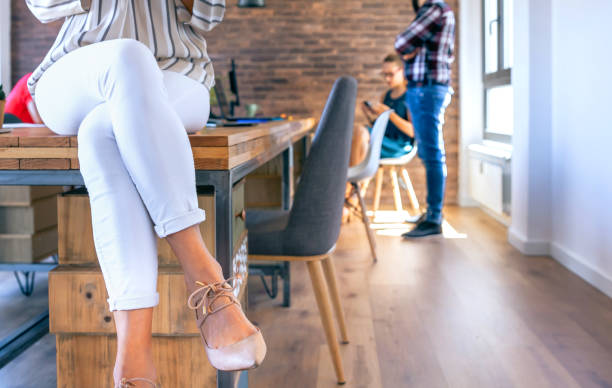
0, 118, 316, 171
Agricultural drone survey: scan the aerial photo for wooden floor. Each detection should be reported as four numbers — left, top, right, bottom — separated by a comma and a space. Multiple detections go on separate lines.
1, 206, 612, 387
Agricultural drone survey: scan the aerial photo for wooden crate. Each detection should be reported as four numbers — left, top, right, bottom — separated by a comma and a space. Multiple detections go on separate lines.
49, 239, 249, 335
0, 195, 57, 234
0, 185, 64, 206
57, 191, 216, 265
56, 334, 216, 388
52, 182, 249, 387
0, 227, 57, 262
49, 266, 198, 335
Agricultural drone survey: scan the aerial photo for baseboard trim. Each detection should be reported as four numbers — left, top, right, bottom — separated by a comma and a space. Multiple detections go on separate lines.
457, 194, 479, 207
507, 228, 550, 255
550, 243, 612, 299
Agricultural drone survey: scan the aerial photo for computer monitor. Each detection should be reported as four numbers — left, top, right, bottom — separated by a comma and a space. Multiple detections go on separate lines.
228, 59, 240, 116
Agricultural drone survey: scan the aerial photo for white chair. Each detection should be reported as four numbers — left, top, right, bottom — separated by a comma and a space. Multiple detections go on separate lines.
346, 110, 392, 263
369, 146, 420, 216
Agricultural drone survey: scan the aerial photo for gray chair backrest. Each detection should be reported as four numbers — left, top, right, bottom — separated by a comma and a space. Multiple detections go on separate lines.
347, 109, 392, 183
283, 76, 358, 256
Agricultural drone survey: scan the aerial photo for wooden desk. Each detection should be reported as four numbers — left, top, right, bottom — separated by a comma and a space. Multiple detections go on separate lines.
0, 118, 316, 388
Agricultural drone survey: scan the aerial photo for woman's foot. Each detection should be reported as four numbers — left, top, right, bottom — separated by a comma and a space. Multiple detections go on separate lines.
187, 277, 266, 370
185, 275, 257, 349
165, 225, 266, 369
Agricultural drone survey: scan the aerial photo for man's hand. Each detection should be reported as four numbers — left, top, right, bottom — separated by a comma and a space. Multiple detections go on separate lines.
402, 49, 419, 61
370, 103, 391, 116
182, 0, 194, 13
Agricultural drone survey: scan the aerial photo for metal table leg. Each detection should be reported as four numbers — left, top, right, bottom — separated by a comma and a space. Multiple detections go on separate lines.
0, 311, 50, 369
281, 144, 294, 211
281, 145, 294, 307
209, 171, 245, 388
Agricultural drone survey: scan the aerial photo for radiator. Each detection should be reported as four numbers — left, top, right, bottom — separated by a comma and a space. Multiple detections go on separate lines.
468, 144, 512, 218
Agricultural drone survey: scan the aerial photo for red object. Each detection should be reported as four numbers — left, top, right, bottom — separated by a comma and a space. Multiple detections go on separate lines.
5, 73, 35, 123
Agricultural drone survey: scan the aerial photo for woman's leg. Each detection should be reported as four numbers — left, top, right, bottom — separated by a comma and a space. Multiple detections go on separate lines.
160, 70, 257, 347
35, 39, 258, 380
77, 104, 158, 385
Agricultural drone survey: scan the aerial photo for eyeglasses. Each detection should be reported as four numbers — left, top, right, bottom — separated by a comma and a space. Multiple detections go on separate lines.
382, 70, 400, 78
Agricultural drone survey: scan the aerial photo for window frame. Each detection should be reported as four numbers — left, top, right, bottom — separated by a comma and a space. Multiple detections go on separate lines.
482, 0, 512, 143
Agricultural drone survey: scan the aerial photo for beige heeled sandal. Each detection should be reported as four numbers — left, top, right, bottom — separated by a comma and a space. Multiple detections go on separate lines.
116, 377, 160, 388
187, 277, 266, 371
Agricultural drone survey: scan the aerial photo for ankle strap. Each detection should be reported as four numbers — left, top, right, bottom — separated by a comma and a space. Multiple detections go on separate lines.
187, 277, 240, 329
117, 377, 160, 388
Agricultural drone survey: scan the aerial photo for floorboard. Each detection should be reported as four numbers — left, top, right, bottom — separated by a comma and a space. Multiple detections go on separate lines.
1, 207, 611, 388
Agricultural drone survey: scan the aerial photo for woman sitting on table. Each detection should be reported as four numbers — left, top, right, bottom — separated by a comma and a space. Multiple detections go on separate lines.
26, 0, 265, 387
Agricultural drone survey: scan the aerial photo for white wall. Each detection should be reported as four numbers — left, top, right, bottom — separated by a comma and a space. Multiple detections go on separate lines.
0, 1, 11, 90
458, 0, 484, 207
549, 0, 612, 296
510, 0, 612, 297
508, 0, 553, 254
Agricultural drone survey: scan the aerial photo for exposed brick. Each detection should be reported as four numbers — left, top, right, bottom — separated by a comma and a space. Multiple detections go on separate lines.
10, 0, 461, 206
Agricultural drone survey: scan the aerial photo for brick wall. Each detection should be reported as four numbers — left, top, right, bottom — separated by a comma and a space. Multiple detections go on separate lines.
10, 0, 460, 207
10, 0, 62, 84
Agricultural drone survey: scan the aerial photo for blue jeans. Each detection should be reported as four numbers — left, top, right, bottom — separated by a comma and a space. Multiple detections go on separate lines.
405, 85, 452, 224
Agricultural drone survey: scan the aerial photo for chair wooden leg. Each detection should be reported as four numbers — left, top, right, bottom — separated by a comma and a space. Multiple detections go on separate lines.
401, 168, 420, 212
307, 261, 346, 385
372, 167, 384, 214
390, 167, 403, 212
321, 256, 350, 344
353, 183, 377, 263
360, 178, 371, 199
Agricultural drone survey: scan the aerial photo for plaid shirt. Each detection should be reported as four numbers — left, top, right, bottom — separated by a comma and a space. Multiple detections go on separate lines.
395, 0, 455, 85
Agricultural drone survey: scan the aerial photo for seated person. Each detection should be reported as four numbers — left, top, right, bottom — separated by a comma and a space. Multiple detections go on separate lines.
4, 73, 43, 124
344, 54, 415, 222
358, 54, 415, 161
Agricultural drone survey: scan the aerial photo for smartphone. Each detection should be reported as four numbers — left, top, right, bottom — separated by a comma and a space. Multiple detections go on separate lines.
363, 100, 373, 109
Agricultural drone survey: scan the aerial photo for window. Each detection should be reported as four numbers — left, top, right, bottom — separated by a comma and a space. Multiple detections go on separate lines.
483, 0, 513, 142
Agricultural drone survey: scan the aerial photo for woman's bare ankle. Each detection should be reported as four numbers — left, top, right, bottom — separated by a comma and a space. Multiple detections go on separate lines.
113, 352, 157, 387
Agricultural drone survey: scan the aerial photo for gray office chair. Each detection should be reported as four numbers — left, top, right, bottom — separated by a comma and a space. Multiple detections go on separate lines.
247, 76, 357, 385
345, 110, 392, 263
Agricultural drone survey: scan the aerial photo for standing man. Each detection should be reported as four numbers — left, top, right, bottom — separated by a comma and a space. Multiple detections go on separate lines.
395, 0, 455, 238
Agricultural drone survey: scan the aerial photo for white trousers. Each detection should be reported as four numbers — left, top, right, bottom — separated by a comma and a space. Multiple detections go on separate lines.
35, 39, 210, 311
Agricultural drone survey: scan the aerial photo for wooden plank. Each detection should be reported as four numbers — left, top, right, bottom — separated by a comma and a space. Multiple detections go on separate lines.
245, 175, 282, 208
0, 195, 57, 234
188, 118, 316, 147
193, 158, 229, 170
0, 227, 57, 263
19, 137, 70, 147
0, 186, 64, 205
56, 335, 216, 388
0, 136, 18, 147
0, 147, 76, 158
19, 159, 71, 169
0, 159, 19, 169
59, 193, 216, 265
5, 126, 55, 137
70, 158, 79, 169
49, 266, 197, 335
57, 193, 95, 264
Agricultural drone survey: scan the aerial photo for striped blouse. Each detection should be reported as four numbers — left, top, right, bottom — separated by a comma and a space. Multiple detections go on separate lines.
26, 0, 225, 95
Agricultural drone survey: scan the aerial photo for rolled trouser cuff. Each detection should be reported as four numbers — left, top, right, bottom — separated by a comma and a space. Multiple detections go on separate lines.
154, 208, 206, 238
107, 292, 159, 312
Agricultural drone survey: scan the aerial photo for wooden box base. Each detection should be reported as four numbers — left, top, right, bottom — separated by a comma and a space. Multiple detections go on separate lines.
0, 227, 57, 262
56, 334, 216, 388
